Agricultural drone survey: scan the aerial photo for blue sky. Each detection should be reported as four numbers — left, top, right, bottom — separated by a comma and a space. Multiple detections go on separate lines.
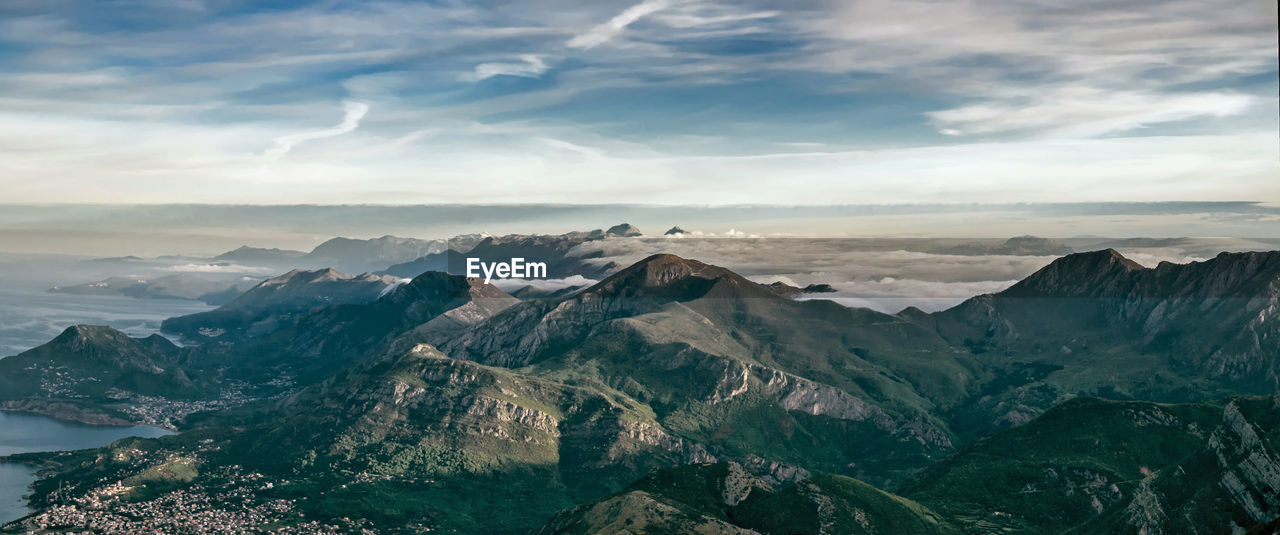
0, 0, 1276, 205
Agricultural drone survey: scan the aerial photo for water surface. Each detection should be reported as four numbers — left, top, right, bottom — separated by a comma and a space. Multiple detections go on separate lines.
0, 411, 171, 525
0, 287, 213, 357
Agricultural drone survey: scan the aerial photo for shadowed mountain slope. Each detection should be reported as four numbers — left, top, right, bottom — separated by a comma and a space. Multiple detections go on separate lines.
539, 461, 957, 535
898, 395, 1280, 534
161, 268, 399, 343
0, 325, 200, 425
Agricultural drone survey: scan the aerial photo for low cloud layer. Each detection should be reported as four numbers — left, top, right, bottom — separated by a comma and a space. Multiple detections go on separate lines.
567, 236, 1275, 313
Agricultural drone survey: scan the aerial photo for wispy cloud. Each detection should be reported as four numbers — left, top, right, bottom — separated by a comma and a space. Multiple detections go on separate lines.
0, 0, 1274, 206
264, 100, 369, 158
567, 0, 673, 49
467, 54, 549, 81
928, 88, 1256, 138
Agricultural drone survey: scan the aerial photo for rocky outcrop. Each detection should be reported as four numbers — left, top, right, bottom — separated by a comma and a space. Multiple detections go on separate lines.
1208, 402, 1280, 523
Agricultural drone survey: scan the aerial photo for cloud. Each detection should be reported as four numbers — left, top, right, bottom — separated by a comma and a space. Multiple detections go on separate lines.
165, 263, 273, 273
567, 237, 1062, 281
928, 88, 1256, 137
379, 278, 412, 298
566, 237, 1061, 312
468, 54, 549, 81
0, 0, 1274, 207
797, 0, 1277, 138
651, 8, 780, 29
490, 275, 598, 295
264, 100, 369, 158
567, 0, 673, 49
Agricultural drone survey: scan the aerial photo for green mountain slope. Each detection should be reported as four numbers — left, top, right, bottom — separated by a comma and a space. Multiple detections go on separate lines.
190, 270, 518, 384
539, 462, 957, 535
921, 249, 1280, 439
0, 325, 201, 425
434, 254, 973, 483
898, 395, 1280, 534
161, 268, 400, 344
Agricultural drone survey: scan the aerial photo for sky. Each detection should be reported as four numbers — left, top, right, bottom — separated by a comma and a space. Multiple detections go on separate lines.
0, 0, 1277, 206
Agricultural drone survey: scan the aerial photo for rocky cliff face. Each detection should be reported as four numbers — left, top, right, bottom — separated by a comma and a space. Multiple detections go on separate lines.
1209, 402, 1280, 524
430, 254, 961, 483
900, 395, 1280, 534
928, 250, 1280, 427
255, 343, 729, 516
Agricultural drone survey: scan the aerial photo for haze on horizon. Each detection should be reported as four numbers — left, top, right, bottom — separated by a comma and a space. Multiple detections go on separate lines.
0, 202, 1277, 257
0, 0, 1277, 206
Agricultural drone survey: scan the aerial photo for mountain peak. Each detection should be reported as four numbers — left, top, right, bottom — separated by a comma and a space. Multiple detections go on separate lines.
46, 324, 176, 357
392, 269, 514, 302
606, 223, 642, 237
626, 253, 722, 283
264, 267, 350, 285
1001, 249, 1145, 297
1069, 248, 1144, 270
584, 254, 775, 300
53, 324, 127, 345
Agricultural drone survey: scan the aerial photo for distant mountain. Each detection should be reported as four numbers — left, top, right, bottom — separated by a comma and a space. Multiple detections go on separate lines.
49, 274, 261, 305
304, 235, 448, 273
1064, 237, 1278, 259
81, 255, 145, 264
665, 226, 688, 235
765, 281, 838, 297
461, 233, 615, 278
605, 223, 642, 237
212, 245, 307, 264
377, 249, 455, 279
377, 224, 643, 279
937, 235, 1074, 256
161, 268, 399, 343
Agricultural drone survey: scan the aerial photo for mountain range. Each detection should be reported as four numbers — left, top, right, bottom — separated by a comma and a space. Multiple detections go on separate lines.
3, 248, 1279, 533
49, 274, 262, 305
44, 225, 647, 305
378, 224, 644, 280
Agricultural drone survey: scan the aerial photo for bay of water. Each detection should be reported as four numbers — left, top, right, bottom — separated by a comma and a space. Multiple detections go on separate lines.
0, 282, 199, 525
0, 412, 172, 525
0, 287, 213, 357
